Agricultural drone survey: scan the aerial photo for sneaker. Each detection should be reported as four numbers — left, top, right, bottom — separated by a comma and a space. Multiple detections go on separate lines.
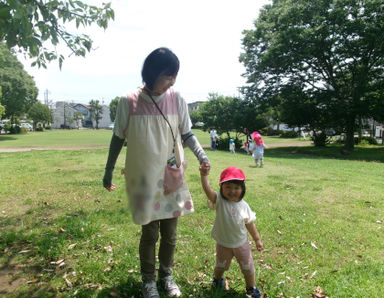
260, 162, 264, 168
159, 275, 181, 297
142, 281, 160, 298
246, 286, 261, 298
212, 277, 227, 290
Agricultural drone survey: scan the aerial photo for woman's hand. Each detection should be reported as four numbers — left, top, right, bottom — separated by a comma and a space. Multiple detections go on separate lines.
199, 162, 211, 176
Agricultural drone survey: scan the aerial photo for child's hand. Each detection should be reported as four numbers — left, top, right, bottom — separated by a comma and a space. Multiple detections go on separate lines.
199, 162, 211, 176
256, 239, 264, 251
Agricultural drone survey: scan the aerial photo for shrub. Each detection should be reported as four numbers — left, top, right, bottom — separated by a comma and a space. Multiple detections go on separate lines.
260, 127, 282, 136
216, 137, 242, 151
311, 131, 331, 147
280, 130, 298, 138
36, 126, 44, 132
9, 125, 21, 134
354, 136, 378, 145
45, 125, 51, 130
20, 127, 28, 134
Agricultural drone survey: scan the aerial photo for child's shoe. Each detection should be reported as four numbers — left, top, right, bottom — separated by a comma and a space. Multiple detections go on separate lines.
246, 286, 261, 298
212, 277, 227, 290
142, 280, 160, 298
260, 162, 264, 168
159, 275, 181, 297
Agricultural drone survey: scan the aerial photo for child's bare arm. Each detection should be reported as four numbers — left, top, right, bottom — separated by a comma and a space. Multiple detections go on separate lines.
199, 164, 217, 204
246, 222, 264, 251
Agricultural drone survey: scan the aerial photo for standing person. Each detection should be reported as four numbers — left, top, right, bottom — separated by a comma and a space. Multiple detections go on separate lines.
210, 127, 218, 150
103, 47, 210, 298
251, 132, 267, 167
229, 138, 235, 154
199, 166, 264, 297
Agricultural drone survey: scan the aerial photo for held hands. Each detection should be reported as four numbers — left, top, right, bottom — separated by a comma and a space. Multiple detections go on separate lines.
199, 162, 211, 176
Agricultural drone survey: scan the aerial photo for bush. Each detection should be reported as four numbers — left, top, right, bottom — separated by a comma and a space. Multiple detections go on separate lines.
45, 125, 51, 130
354, 136, 378, 145
259, 127, 282, 136
36, 126, 44, 132
280, 130, 298, 138
311, 131, 331, 147
9, 125, 21, 134
216, 137, 242, 151
20, 127, 28, 134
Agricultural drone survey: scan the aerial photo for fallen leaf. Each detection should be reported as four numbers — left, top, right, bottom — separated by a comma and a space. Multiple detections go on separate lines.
110, 289, 120, 297
310, 270, 317, 279
311, 242, 319, 249
376, 220, 382, 224
51, 259, 64, 265
27, 278, 40, 284
57, 228, 66, 234
68, 243, 77, 250
65, 278, 72, 287
104, 245, 113, 252
278, 215, 284, 220
277, 229, 282, 235
44, 201, 49, 205
19, 250, 30, 254
104, 266, 112, 272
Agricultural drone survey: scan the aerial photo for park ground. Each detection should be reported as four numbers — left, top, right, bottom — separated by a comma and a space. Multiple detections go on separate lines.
0, 129, 383, 297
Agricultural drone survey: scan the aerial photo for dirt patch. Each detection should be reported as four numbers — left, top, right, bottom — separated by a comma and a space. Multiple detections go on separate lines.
0, 145, 108, 152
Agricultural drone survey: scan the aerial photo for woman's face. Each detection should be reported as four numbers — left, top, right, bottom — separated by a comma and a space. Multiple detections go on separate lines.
151, 75, 176, 95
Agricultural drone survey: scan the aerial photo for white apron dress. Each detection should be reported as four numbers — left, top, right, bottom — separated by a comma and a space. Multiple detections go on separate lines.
121, 89, 193, 225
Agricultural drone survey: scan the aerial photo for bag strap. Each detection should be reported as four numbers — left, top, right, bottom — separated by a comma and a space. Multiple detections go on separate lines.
147, 92, 176, 153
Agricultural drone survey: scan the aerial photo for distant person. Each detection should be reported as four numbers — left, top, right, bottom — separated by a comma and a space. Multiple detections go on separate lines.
229, 138, 235, 154
199, 166, 264, 298
210, 128, 218, 150
103, 47, 211, 298
251, 132, 267, 167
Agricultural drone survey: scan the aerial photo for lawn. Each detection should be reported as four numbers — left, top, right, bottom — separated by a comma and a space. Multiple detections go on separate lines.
0, 131, 383, 297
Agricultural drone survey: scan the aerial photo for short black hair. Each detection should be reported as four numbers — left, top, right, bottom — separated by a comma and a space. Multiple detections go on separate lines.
220, 180, 246, 201
141, 47, 180, 91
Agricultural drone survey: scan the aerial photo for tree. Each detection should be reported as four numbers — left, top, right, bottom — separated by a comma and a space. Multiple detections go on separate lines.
109, 96, 119, 122
0, 42, 38, 122
240, 0, 384, 151
199, 93, 268, 139
0, 86, 5, 119
27, 101, 51, 130
73, 111, 83, 129
89, 99, 102, 129
0, 0, 114, 68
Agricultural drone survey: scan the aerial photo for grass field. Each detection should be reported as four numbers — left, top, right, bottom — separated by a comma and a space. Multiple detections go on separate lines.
0, 131, 383, 297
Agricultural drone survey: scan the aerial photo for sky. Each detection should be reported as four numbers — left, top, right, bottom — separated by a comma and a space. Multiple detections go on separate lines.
20, 0, 270, 105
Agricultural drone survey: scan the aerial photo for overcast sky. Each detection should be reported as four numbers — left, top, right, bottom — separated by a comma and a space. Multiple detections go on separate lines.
20, 0, 270, 105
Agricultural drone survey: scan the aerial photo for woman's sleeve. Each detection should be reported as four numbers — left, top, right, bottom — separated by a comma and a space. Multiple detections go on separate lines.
176, 92, 192, 135
113, 96, 130, 139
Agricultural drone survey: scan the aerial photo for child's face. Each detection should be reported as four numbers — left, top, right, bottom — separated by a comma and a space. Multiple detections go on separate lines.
152, 75, 176, 95
221, 181, 243, 202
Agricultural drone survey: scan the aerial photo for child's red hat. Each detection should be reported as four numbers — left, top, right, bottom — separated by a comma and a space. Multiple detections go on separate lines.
219, 167, 246, 184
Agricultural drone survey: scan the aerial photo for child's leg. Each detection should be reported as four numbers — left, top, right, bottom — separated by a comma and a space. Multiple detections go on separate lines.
158, 217, 178, 278
233, 241, 255, 288
214, 243, 233, 280
140, 220, 160, 282
254, 158, 259, 166
260, 156, 264, 167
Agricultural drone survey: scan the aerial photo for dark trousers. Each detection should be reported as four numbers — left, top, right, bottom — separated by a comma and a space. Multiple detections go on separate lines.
139, 217, 178, 282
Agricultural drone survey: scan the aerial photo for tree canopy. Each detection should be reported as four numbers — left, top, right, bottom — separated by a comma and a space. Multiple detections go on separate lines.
240, 0, 384, 150
109, 96, 119, 122
89, 99, 102, 129
0, 0, 114, 68
27, 101, 51, 129
0, 42, 38, 121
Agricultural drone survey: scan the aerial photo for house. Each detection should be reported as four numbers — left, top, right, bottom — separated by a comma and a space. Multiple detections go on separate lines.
51, 101, 111, 129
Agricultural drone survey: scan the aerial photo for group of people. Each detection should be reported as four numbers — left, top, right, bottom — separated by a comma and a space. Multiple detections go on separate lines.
103, 47, 264, 298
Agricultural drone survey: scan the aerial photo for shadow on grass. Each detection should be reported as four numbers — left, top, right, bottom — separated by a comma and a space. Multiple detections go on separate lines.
265, 144, 384, 163
0, 135, 17, 141
0, 207, 254, 297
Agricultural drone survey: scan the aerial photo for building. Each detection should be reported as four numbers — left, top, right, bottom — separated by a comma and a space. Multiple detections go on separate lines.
51, 101, 111, 129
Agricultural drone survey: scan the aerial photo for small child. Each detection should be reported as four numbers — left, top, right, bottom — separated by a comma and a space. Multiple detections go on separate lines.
229, 138, 236, 154
251, 132, 267, 167
199, 166, 264, 298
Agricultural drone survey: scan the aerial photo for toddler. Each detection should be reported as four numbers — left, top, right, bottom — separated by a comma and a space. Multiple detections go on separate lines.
251, 132, 267, 167
199, 166, 264, 297
229, 138, 235, 154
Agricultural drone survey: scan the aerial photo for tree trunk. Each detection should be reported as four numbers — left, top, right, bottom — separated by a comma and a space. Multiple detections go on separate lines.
343, 118, 355, 152
358, 116, 362, 142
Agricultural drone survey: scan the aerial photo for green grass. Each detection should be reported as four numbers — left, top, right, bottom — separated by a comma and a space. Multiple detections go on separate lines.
0, 129, 308, 149
0, 132, 383, 297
